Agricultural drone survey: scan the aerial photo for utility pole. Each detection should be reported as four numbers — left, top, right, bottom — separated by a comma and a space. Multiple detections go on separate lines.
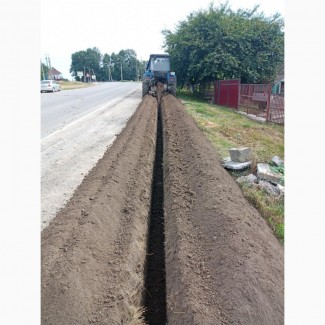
45, 54, 52, 79
120, 60, 123, 81
108, 59, 112, 82
41, 60, 45, 80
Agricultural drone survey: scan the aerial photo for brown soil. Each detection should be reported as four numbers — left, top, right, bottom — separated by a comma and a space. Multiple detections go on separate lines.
161, 94, 283, 324
41, 93, 284, 325
41, 95, 158, 325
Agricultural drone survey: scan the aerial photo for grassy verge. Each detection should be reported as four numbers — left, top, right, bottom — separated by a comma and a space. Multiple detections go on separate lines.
178, 90, 284, 243
57, 80, 96, 90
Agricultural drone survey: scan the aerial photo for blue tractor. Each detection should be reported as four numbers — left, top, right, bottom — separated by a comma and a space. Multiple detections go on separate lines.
142, 54, 177, 97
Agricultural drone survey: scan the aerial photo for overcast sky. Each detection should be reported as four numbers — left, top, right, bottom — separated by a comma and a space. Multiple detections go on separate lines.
41, 0, 285, 80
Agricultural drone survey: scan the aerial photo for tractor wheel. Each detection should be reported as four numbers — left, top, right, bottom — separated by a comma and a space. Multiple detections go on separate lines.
169, 85, 176, 97
142, 82, 149, 97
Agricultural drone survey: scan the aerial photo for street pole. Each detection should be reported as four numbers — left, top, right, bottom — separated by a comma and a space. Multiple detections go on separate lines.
120, 61, 123, 81
41, 60, 45, 80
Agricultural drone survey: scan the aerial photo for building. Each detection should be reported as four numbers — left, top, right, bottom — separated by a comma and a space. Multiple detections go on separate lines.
48, 67, 63, 80
272, 75, 284, 95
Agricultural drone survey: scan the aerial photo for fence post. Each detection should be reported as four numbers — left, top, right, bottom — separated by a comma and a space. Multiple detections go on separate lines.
266, 84, 271, 122
236, 80, 239, 110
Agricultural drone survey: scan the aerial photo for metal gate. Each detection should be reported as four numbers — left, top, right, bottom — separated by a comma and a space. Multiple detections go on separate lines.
238, 84, 284, 125
212, 80, 284, 125
214, 79, 240, 109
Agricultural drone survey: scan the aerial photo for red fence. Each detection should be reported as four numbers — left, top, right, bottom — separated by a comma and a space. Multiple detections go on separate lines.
238, 84, 270, 118
238, 84, 284, 124
214, 79, 240, 109
269, 94, 284, 124
213, 79, 284, 125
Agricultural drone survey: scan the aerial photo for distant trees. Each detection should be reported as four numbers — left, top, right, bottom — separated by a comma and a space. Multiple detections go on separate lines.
70, 47, 146, 82
162, 3, 284, 88
41, 62, 49, 80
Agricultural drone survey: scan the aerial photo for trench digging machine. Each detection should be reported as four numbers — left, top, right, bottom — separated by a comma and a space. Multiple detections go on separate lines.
142, 54, 177, 97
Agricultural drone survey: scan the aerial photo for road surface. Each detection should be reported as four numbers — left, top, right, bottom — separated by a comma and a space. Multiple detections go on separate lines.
41, 82, 142, 230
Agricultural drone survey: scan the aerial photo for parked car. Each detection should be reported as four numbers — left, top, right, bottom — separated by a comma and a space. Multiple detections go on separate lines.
41, 80, 61, 93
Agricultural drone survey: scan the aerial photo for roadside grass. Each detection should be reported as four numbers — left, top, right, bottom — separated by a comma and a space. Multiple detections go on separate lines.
57, 80, 140, 90
178, 90, 284, 243
58, 80, 95, 90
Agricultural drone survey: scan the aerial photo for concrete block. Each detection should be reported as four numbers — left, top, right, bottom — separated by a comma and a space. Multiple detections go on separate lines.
258, 180, 280, 196
229, 147, 251, 163
236, 174, 257, 186
271, 156, 284, 166
276, 184, 285, 196
247, 114, 266, 123
223, 157, 251, 170
257, 163, 282, 184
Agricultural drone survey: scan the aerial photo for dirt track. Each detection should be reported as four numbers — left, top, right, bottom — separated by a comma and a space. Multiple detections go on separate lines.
42, 94, 284, 324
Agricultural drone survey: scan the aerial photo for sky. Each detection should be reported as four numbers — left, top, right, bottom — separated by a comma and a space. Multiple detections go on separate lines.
41, 0, 285, 80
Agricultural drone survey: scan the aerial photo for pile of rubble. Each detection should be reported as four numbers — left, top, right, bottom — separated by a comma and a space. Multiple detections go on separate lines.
223, 147, 284, 197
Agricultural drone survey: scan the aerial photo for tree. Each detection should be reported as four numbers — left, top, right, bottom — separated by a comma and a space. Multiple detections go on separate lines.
162, 3, 284, 88
70, 47, 144, 81
118, 49, 138, 81
70, 47, 102, 82
41, 62, 49, 80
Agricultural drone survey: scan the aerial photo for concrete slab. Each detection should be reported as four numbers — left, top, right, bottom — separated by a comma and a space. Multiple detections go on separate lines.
257, 163, 282, 184
258, 180, 280, 196
236, 174, 257, 185
229, 147, 251, 163
276, 184, 285, 196
247, 114, 266, 123
223, 157, 251, 170
271, 156, 284, 166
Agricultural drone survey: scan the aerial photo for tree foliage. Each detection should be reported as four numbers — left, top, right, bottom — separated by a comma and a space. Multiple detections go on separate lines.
162, 3, 284, 87
41, 62, 49, 80
70, 47, 146, 82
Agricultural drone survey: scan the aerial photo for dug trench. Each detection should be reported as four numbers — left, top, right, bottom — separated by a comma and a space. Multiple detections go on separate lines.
41, 92, 284, 324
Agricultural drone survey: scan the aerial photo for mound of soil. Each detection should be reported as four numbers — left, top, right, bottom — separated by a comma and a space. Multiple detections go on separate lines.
161, 94, 284, 324
41, 92, 283, 325
41, 95, 157, 324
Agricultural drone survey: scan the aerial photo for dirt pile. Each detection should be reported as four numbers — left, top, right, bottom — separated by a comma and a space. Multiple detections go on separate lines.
41, 95, 157, 324
41, 92, 284, 325
161, 94, 284, 324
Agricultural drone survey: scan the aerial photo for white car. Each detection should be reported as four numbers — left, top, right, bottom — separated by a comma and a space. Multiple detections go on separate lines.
41, 80, 61, 93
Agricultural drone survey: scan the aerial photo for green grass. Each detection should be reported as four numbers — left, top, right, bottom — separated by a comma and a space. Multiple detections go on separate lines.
178, 89, 285, 243
58, 80, 95, 90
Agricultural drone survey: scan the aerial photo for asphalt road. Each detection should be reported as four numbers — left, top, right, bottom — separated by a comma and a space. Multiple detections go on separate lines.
41, 82, 142, 230
41, 82, 141, 139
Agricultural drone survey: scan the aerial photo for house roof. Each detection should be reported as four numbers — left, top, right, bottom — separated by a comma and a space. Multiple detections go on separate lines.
49, 67, 62, 75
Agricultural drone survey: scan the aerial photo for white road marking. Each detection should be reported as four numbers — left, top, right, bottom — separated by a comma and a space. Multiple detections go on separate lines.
41, 88, 138, 142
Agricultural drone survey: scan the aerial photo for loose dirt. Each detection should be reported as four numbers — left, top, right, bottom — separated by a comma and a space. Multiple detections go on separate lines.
42, 93, 284, 324
42, 95, 157, 324
161, 94, 283, 324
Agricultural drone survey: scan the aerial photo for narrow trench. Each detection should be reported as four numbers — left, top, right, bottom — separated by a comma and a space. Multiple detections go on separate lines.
143, 100, 167, 324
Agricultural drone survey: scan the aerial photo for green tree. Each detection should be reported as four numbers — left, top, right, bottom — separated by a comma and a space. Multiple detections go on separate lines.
118, 49, 138, 80
40, 62, 49, 80
70, 47, 102, 82
163, 3, 284, 88
70, 47, 144, 81
109, 49, 139, 81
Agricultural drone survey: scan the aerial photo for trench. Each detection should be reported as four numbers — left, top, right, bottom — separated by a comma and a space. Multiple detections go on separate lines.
143, 100, 167, 324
